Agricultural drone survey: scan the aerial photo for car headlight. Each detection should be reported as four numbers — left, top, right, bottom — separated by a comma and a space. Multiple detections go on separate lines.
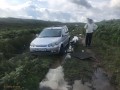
48, 42, 59, 47
48, 43, 54, 47
30, 43, 36, 47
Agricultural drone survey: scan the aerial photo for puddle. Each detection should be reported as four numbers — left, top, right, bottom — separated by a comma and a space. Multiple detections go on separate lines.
73, 80, 91, 90
39, 37, 115, 90
39, 58, 115, 90
39, 44, 72, 90
92, 68, 115, 90
72, 68, 115, 90
39, 66, 69, 90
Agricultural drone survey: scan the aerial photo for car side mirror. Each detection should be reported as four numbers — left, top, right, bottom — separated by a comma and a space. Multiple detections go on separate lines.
62, 34, 67, 37
65, 31, 68, 33
36, 34, 39, 37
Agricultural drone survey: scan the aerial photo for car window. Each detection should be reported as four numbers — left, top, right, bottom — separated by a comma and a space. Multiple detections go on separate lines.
63, 28, 68, 35
64, 27, 68, 33
38, 29, 62, 37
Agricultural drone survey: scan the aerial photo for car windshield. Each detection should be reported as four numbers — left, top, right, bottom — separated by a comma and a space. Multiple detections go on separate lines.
38, 28, 62, 37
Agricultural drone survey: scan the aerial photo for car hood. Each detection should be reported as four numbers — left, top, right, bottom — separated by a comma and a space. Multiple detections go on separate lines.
31, 37, 61, 45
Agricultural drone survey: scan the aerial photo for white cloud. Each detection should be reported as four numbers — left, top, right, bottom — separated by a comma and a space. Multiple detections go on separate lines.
70, 0, 92, 8
0, 0, 120, 22
110, 0, 120, 9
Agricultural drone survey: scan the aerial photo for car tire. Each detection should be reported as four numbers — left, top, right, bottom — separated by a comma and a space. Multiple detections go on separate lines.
67, 38, 70, 47
59, 45, 65, 55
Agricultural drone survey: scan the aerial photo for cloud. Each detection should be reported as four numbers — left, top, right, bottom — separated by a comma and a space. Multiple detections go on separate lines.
110, 0, 120, 9
70, 0, 92, 8
0, 0, 120, 22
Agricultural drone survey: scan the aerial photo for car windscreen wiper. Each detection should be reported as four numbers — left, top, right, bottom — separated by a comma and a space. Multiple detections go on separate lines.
38, 36, 51, 38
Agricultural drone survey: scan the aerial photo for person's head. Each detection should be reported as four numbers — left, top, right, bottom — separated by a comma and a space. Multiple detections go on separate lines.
87, 18, 93, 24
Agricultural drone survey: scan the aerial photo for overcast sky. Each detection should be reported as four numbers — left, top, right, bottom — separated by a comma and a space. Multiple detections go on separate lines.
0, 0, 120, 22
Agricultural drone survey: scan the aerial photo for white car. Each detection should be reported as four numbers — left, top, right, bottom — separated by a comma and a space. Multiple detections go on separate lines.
30, 25, 70, 54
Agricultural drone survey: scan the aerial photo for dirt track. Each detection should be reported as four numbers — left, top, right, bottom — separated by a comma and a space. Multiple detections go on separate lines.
39, 37, 115, 90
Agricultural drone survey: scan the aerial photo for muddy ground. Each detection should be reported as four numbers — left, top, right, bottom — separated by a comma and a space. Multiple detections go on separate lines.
39, 37, 116, 90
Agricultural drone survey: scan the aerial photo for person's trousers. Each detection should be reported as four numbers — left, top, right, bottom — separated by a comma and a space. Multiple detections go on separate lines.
85, 33, 93, 46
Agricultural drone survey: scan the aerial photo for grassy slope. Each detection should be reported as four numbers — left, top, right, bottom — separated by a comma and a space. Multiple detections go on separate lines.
0, 18, 86, 90
65, 20, 120, 89
0, 18, 60, 90
93, 20, 120, 90
1, 53, 53, 90
0, 18, 120, 90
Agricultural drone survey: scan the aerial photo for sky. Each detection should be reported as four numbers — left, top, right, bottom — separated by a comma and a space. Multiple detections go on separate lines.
0, 0, 120, 22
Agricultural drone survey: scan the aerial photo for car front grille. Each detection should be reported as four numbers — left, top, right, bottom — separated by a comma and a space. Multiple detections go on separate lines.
36, 45, 47, 47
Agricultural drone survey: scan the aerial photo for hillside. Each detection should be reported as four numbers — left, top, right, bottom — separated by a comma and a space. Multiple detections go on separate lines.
0, 18, 79, 90
0, 18, 63, 90
93, 19, 120, 89
0, 18, 120, 90
0, 18, 62, 30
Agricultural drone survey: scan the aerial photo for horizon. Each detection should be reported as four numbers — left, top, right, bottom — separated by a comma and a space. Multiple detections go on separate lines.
0, 0, 120, 23
0, 17, 119, 23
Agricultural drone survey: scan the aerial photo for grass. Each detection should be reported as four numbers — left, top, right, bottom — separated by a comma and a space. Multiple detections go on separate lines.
63, 42, 94, 85
93, 37, 120, 90
0, 19, 86, 90
0, 18, 120, 90
0, 53, 54, 90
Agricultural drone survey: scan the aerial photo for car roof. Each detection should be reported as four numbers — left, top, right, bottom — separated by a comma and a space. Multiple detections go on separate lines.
45, 25, 67, 30
46, 27, 62, 29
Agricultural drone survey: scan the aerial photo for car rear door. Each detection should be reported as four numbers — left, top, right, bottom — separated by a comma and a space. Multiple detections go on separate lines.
62, 27, 69, 47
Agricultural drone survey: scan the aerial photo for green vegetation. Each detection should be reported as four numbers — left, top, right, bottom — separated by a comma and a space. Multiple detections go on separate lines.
64, 20, 120, 89
0, 18, 120, 90
93, 20, 120, 89
0, 18, 58, 90
1, 53, 53, 90
63, 27, 94, 85
0, 18, 61, 30
68, 23, 85, 37
64, 53, 93, 85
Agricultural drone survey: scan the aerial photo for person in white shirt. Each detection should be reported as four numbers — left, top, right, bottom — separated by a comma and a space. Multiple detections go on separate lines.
84, 18, 98, 47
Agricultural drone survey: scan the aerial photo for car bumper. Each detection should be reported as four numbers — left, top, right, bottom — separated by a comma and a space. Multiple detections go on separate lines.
30, 45, 60, 54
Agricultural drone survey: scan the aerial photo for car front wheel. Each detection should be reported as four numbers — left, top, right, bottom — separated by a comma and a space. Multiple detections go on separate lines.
59, 45, 65, 55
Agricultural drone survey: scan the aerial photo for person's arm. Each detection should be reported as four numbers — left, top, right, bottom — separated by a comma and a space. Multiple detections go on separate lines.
93, 24, 98, 31
84, 24, 88, 29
